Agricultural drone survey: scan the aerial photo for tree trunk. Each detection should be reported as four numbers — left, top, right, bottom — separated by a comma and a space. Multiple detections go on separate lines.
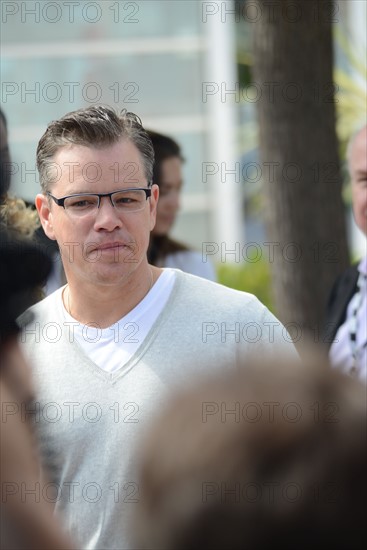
251, 0, 349, 343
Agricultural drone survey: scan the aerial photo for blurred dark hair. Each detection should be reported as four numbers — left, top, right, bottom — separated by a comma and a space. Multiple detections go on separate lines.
0, 108, 7, 126
147, 131, 184, 188
0, 227, 51, 347
148, 234, 188, 265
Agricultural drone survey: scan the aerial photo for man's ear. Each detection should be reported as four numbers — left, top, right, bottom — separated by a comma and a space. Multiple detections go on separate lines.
35, 194, 56, 240
149, 184, 159, 231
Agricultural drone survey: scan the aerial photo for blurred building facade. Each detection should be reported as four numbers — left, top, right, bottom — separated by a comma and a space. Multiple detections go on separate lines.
1, 0, 365, 260
1, 0, 243, 257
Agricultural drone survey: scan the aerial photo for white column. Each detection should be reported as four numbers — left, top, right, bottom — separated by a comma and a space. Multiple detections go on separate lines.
202, 0, 244, 260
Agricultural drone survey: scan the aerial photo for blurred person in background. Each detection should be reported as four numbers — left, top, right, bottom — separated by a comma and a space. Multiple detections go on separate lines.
324, 125, 367, 384
132, 359, 366, 550
0, 106, 63, 294
147, 130, 216, 281
0, 228, 74, 550
0, 107, 11, 202
1, 107, 46, 307
0, 108, 40, 238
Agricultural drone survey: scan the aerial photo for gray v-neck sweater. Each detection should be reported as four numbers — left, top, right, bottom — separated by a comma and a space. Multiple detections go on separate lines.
19, 270, 296, 549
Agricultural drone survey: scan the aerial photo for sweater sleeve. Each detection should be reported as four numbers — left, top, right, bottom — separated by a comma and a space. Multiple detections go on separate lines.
235, 298, 299, 367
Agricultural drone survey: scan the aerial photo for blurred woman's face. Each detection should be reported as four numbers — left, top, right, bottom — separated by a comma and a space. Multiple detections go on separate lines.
153, 156, 183, 236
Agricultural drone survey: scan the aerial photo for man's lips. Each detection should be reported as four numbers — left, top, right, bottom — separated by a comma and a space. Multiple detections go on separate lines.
92, 242, 130, 252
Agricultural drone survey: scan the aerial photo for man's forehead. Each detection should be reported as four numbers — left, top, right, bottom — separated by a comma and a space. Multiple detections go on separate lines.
49, 139, 146, 189
53, 141, 145, 174
54, 139, 140, 161
350, 128, 367, 166
352, 127, 367, 154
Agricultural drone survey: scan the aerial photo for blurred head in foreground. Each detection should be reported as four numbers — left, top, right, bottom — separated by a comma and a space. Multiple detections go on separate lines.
133, 360, 366, 550
0, 228, 73, 549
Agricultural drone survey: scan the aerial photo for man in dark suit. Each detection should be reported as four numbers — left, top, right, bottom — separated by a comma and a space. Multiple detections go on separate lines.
324, 125, 366, 383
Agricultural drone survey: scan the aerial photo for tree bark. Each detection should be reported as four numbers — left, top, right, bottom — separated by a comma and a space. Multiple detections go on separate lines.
251, 0, 349, 341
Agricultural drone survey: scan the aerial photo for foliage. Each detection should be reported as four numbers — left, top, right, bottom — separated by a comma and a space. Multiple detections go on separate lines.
216, 260, 275, 313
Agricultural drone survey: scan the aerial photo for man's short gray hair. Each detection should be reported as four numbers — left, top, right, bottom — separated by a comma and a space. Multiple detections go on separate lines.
36, 105, 154, 193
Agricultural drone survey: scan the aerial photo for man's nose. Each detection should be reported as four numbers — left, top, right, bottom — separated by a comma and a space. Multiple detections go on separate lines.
93, 196, 123, 231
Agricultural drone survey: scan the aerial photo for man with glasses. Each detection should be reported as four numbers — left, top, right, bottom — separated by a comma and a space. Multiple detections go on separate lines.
19, 105, 296, 550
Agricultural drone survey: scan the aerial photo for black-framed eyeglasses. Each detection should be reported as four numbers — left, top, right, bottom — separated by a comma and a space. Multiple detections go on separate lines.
47, 187, 152, 216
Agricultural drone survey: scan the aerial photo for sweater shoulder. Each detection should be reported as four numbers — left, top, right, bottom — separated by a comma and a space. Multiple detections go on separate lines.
17, 287, 64, 327
173, 270, 266, 314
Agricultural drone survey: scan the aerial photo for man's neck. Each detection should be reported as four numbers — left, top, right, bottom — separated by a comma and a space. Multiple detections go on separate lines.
63, 266, 162, 328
